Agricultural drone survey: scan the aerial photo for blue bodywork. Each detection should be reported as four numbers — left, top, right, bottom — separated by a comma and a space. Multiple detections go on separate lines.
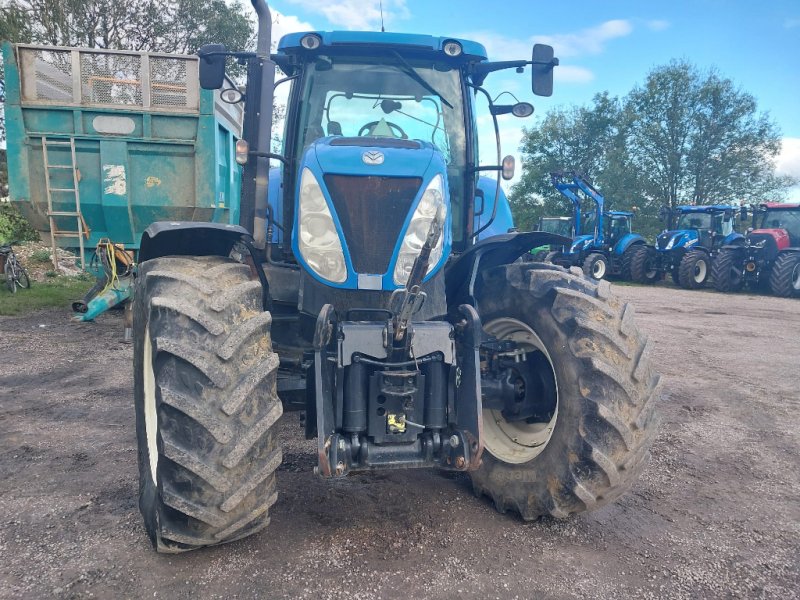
290, 137, 451, 290
267, 30, 519, 293
279, 31, 487, 60
548, 172, 645, 275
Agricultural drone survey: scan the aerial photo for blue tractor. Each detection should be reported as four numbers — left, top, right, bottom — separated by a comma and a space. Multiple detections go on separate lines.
546, 172, 647, 281
130, 0, 660, 553
630, 205, 743, 289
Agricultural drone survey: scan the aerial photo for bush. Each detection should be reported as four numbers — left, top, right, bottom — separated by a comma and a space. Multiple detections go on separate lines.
0, 203, 39, 244
29, 248, 52, 263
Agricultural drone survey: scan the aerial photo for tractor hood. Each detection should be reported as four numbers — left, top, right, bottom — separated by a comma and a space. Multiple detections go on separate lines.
656, 229, 698, 251
569, 234, 594, 253
292, 137, 451, 291
313, 136, 436, 176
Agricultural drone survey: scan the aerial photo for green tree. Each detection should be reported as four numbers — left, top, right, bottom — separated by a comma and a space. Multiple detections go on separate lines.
511, 60, 794, 241
624, 60, 790, 208
509, 92, 639, 231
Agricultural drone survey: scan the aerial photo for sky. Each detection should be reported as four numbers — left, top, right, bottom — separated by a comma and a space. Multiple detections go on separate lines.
254, 0, 800, 194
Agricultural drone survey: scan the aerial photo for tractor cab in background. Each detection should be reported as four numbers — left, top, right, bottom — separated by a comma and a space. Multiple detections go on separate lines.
713, 202, 800, 297
630, 204, 742, 289
545, 171, 647, 280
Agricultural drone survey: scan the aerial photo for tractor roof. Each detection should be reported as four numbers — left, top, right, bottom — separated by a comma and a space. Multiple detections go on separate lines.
761, 202, 800, 210
277, 31, 488, 61
675, 204, 735, 213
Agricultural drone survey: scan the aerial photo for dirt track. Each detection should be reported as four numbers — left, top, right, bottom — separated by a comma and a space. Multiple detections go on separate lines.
0, 284, 798, 599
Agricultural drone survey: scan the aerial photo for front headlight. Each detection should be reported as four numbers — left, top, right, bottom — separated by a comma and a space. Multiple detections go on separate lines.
393, 174, 446, 286
297, 168, 347, 283
665, 237, 675, 250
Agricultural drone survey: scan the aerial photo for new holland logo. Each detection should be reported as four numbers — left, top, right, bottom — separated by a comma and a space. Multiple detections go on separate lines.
362, 150, 384, 165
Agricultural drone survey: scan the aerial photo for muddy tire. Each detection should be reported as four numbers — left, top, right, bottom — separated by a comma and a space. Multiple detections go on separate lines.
769, 252, 800, 298
582, 252, 608, 281
620, 245, 638, 281
630, 246, 659, 284
470, 263, 661, 520
712, 248, 744, 293
133, 255, 281, 553
678, 249, 710, 289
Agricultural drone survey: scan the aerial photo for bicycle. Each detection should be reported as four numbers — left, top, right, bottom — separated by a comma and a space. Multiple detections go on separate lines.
1, 242, 31, 293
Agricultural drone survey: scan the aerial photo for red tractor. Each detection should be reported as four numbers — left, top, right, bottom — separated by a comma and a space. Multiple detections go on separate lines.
713, 202, 800, 297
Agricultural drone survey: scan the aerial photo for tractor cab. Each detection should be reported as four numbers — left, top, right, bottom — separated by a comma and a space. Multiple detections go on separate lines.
606, 211, 634, 247
755, 203, 800, 247
537, 216, 574, 237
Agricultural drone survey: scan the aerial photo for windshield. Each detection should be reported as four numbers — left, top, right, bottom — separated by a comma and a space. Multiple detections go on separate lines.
676, 212, 711, 232
761, 209, 800, 245
675, 211, 731, 235
608, 215, 631, 237
539, 218, 572, 237
295, 56, 467, 240
582, 211, 596, 236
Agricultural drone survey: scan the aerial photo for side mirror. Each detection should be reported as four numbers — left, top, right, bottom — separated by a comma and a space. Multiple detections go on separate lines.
501, 155, 515, 180
198, 44, 227, 90
531, 44, 558, 97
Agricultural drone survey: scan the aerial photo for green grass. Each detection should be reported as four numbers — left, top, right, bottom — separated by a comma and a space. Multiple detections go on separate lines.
0, 276, 94, 316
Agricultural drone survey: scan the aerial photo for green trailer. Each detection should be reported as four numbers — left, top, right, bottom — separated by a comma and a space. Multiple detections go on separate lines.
2, 42, 244, 318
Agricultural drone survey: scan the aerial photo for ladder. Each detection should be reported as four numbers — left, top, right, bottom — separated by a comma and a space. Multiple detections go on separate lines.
42, 136, 88, 271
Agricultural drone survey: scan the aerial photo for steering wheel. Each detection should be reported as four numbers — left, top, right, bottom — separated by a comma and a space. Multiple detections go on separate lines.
357, 121, 408, 139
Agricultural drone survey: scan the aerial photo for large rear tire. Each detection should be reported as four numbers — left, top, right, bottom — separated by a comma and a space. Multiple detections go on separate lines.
470, 263, 661, 520
630, 246, 659, 284
133, 255, 282, 553
712, 248, 744, 293
769, 252, 800, 298
678, 249, 710, 289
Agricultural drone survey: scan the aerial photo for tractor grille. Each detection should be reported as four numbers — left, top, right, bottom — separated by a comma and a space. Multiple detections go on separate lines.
656, 232, 671, 250
323, 175, 422, 274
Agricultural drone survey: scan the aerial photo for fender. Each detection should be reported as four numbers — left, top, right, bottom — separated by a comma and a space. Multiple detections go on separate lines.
138, 221, 253, 262
138, 221, 272, 310
445, 231, 570, 307
613, 233, 645, 255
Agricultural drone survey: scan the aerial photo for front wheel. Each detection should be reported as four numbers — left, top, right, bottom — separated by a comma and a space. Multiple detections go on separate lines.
582, 253, 608, 281
769, 252, 800, 298
712, 249, 744, 293
678, 250, 710, 289
471, 264, 661, 519
133, 255, 282, 553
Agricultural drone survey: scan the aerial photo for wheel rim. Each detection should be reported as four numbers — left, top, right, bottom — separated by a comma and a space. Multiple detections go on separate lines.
792, 263, 800, 291
593, 258, 607, 279
143, 326, 159, 482
693, 259, 708, 283
481, 318, 559, 464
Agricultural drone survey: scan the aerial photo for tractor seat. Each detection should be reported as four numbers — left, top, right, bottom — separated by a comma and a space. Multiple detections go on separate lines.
327, 121, 343, 136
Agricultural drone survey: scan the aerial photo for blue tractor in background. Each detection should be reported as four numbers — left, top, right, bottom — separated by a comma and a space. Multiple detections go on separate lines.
129, 0, 659, 553
630, 205, 743, 289
545, 172, 647, 281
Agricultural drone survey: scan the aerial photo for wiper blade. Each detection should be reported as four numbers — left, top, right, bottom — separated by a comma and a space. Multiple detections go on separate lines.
390, 51, 453, 109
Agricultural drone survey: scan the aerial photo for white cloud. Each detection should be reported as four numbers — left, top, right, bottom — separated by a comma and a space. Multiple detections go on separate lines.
646, 19, 670, 31
534, 19, 633, 58
283, 0, 409, 31
776, 137, 800, 179
272, 10, 315, 41
556, 65, 594, 84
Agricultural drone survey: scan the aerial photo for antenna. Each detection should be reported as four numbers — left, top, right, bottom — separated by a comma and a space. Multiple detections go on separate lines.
380, 0, 385, 32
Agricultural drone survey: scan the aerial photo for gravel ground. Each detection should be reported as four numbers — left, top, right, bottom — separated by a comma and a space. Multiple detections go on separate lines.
0, 284, 798, 599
